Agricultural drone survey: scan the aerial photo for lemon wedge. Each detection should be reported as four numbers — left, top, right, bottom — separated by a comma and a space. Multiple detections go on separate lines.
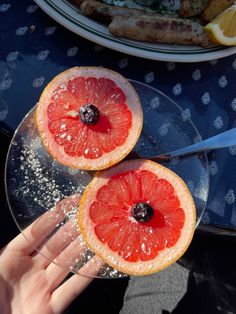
204, 3, 236, 46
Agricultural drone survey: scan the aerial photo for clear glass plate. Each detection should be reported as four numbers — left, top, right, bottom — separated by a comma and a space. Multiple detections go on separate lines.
5, 80, 209, 278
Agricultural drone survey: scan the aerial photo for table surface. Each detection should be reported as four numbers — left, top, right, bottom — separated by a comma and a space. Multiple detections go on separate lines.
1, 0, 236, 236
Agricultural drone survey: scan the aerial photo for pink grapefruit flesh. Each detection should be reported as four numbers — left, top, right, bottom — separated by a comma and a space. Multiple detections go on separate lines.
36, 67, 143, 170
79, 159, 196, 276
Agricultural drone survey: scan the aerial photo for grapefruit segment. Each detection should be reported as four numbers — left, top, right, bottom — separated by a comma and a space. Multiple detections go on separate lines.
79, 159, 196, 276
139, 170, 159, 201
165, 207, 185, 229
90, 201, 125, 224
107, 175, 131, 204
36, 67, 143, 170
151, 195, 180, 213
123, 171, 142, 201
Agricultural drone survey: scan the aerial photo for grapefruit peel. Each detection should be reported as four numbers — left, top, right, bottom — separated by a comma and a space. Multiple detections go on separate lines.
35, 67, 143, 170
78, 159, 196, 276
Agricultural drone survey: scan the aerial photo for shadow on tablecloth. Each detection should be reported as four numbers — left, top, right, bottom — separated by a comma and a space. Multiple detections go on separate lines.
121, 233, 236, 314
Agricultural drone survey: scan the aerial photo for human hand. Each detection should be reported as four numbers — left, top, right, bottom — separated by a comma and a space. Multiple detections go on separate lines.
0, 194, 103, 314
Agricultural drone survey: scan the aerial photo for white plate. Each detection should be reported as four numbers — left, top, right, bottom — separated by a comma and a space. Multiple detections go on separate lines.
34, 0, 236, 62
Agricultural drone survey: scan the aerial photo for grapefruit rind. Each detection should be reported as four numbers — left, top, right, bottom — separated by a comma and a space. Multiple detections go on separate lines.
78, 159, 196, 276
35, 67, 143, 170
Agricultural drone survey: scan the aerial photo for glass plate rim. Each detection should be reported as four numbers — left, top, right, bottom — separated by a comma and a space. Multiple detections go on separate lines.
4, 80, 210, 278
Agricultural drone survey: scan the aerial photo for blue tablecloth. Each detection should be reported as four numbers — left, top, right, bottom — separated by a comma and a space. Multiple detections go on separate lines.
1, 0, 236, 234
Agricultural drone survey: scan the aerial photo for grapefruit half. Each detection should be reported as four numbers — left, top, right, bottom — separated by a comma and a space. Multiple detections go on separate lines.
35, 67, 143, 170
79, 159, 196, 276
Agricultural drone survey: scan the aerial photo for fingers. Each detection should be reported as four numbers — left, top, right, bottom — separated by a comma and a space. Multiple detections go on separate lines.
8, 193, 81, 255
51, 274, 93, 314
32, 218, 80, 268
50, 256, 104, 314
45, 234, 88, 290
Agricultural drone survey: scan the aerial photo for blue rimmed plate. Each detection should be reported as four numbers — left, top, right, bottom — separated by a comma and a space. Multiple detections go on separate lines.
34, 0, 236, 62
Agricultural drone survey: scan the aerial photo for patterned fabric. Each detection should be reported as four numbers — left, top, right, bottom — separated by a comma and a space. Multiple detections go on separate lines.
0, 0, 236, 232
